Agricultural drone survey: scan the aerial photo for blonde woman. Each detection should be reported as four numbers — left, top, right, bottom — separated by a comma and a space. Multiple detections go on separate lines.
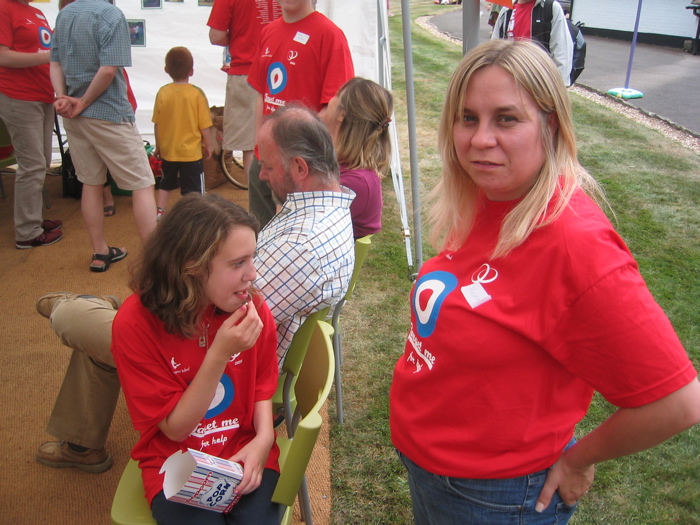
322, 77, 393, 238
390, 40, 700, 524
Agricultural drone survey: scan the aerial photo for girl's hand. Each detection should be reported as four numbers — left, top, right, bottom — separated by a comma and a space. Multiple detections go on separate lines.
209, 302, 262, 360
536, 452, 595, 512
228, 435, 274, 495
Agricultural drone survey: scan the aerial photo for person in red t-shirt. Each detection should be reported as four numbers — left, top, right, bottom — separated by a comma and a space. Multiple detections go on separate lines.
247, 0, 354, 227
207, 0, 281, 186
390, 40, 700, 525
111, 194, 280, 524
0, 0, 63, 249
491, 0, 573, 86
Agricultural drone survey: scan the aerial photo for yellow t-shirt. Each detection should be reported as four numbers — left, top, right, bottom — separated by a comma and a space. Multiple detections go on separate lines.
152, 83, 213, 162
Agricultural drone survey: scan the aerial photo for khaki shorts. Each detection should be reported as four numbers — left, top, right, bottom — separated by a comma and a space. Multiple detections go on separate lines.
223, 74, 256, 152
62, 117, 154, 190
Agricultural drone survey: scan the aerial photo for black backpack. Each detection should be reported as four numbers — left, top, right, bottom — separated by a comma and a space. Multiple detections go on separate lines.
61, 148, 83, 199
501, 0, 586, 84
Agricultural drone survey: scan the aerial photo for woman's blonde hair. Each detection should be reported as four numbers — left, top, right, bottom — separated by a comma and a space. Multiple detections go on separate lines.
333, 77, 394, 176
130, 194, 259, 339
430, 39, 602, 258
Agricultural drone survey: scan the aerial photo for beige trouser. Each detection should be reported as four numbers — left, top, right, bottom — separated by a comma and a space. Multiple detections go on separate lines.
45, 296, 119, 450
0, 92, 54, 242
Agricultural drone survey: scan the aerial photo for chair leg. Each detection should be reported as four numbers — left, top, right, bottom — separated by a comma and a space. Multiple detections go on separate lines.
0, 174, 5, 200
42, 186, 50, 209
333, 328, 344, 425
298, 475, 313, 525
331, 303, 344, 424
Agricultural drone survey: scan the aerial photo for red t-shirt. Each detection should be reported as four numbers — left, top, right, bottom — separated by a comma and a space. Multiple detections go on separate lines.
511, 0, 535, 40
207, 0, 281, 75
112, 294, 281, 505
390, 190, 696, 479
0, 0, 53, 103
247, 11, 354, 115
122, 68, 138, 111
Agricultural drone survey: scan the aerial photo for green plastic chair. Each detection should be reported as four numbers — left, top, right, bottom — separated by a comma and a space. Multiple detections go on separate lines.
273, 306, 331, 436
0, 116, 50, 208
110, 320, 335, 525
272, 320, 335, 525
110, 459, 153, 525
331, 235, 372, 424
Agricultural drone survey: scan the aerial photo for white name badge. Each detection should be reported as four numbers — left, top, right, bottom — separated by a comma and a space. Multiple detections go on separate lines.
293, 32, 310, 45
461, 282, 492, 309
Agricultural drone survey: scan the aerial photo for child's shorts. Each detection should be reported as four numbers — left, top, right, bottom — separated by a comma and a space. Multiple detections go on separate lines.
159, 159, 204, 195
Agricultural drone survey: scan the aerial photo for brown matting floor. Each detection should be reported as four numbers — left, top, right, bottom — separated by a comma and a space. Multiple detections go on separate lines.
0, 170, 330, 524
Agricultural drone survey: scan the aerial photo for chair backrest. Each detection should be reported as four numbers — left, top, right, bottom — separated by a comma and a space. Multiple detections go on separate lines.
271, 320, 335, 513
279, 306, 331, 377
344, 235, 372, 303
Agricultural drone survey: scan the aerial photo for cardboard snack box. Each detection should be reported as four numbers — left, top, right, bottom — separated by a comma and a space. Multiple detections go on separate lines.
160, 448, 244, 514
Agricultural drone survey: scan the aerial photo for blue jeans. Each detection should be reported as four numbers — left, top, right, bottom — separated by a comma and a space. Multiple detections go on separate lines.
398, 451, 577, 525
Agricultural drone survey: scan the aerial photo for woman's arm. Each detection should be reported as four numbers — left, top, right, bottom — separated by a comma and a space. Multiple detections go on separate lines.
158, 304, 263, 442
0, 45, 50, 68
537, 378, 700, 511
228, 398, 276, 495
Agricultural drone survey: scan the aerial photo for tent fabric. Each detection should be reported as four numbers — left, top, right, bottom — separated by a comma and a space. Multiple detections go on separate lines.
37, 0, 381, 142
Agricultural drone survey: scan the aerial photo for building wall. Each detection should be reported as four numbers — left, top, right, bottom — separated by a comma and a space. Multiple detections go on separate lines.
572, 0, 698, 39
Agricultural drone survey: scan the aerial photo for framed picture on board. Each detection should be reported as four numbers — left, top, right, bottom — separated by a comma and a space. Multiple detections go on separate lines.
198, 0, 214, 6
142, 0, 162, 9
127, 20, 146, 47
165, 0, 184, 2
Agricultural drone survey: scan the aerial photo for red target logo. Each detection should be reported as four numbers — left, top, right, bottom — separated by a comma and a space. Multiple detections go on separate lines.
38, 27, 52, 49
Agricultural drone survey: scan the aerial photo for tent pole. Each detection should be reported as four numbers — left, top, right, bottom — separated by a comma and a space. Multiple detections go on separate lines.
624, 0, 643, 89
400, 0, 423, 277
462, 0, 481, 55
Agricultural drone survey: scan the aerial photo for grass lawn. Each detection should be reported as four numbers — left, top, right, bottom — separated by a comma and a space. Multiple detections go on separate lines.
330, 1, 700, 524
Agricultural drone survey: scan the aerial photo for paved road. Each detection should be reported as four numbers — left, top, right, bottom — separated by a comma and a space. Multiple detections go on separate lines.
431, 9, 700, 135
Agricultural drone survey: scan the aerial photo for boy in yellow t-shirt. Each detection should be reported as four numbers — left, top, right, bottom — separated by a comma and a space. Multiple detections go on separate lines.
152, 47, 213, 219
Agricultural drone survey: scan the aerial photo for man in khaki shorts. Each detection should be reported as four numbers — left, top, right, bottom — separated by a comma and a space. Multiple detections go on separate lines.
207, 0, 281, 184
51, 0, 156, 272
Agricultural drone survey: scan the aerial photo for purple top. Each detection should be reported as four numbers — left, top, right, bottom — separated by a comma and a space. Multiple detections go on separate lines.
340, 166, 383, 239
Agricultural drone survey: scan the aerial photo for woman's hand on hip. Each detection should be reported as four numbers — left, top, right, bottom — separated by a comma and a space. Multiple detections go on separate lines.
536, 452, 595, 512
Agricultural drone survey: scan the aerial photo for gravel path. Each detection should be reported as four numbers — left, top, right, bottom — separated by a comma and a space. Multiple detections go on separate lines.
417, 15, 700, 155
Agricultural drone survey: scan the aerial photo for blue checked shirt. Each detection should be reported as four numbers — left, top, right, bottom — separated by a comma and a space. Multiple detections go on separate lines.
255, 189, 355, 373
51, 0, 133, 123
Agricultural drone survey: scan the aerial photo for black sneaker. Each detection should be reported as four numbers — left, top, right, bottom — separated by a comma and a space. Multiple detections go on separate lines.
16, 229, 63, 249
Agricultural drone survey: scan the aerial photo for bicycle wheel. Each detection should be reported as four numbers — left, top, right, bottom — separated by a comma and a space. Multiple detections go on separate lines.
221, 150, 247, 190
